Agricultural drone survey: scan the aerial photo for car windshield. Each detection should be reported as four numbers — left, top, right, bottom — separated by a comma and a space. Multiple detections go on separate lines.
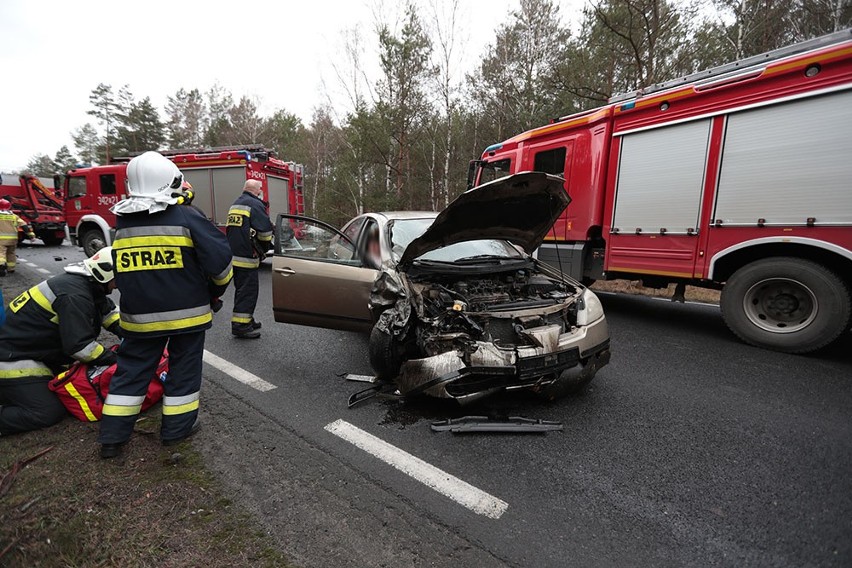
389, 218, 523, 263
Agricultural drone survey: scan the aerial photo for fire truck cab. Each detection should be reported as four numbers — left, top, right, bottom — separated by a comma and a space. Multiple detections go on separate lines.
471, 29, 852, 354
64, 145, 305, 256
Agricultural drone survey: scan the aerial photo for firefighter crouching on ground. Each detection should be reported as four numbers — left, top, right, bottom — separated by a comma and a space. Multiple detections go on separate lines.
98, 151, 233, 459
0, 248, 120, 435
227, 179, 273, 339
0, 198, 36, 276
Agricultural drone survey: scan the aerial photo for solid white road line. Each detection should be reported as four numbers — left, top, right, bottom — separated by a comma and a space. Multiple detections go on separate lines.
202, 350, 277, 392
325, 419, 509, 520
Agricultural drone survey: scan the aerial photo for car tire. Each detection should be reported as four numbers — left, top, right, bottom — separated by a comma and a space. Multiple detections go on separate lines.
81, 230, 107, 257
538, 362, 595, 401
369, 325, 403, 381
721, 257, 851, 354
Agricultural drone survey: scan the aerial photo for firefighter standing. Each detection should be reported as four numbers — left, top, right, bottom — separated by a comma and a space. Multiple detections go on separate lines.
226, 179, 273, 339
0, 198, 36, 276
98, 151, 233, 458
0, 248, 120, 435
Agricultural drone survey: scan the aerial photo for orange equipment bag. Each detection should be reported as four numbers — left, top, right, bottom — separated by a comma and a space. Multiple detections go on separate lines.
48, 350, 167, 422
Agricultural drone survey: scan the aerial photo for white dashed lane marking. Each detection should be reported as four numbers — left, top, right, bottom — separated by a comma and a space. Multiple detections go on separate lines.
325, 419, 509, 519
37, 268, 50, 274
202, 350, 277, 392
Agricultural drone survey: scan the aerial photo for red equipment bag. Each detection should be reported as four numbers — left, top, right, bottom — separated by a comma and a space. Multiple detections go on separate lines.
48, 350, 168, 422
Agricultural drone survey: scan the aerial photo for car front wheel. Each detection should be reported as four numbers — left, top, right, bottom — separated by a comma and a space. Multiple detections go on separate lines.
368, 325, 404, 380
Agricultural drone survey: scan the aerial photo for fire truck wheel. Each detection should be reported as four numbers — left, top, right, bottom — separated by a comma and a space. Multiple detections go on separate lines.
721, 257, 851, 354
81, 230, 107, 257
40, 233, 64, 246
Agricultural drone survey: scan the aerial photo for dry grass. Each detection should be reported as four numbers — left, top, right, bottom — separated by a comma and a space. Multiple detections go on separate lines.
591, 279, 721, 304
0, 415, 293, 568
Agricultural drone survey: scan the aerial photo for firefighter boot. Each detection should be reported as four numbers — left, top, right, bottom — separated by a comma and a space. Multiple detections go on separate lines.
100, 442, 126, 459
251, 318, 262, 330
232, 323, 261, 339
162, 418, 202, 446
0, 264, 6, 277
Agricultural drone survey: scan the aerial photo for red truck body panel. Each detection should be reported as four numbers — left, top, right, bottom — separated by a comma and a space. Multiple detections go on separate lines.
0, 174, 66, 244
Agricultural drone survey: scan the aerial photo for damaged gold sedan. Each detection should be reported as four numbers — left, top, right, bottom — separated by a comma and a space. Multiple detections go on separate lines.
272, 172, 611, 404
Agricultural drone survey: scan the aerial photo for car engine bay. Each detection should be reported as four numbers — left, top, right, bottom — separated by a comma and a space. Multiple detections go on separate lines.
408, 268, 582, 356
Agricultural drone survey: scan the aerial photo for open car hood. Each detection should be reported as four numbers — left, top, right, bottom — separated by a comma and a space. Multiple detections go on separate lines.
398, 171, 570, 269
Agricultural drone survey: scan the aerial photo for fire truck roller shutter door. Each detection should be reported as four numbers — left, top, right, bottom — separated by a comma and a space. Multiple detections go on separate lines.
266, 176, 289, 219
612, 119, 711, 235
714, 89, 852, 226
212, 168, 248, 227
179, 169, 214, 220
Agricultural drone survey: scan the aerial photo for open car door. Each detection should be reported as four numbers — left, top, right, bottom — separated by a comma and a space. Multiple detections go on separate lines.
272, 214, 378, 332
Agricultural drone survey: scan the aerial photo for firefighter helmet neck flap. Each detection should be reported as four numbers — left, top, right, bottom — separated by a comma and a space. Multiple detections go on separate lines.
66, 246, 115, 284
0, 198, 10, 210
111, 151, 183, 215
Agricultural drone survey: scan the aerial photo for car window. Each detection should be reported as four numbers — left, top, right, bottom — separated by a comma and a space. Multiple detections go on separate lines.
389, 218, 523, 263
276, 216, 361, 265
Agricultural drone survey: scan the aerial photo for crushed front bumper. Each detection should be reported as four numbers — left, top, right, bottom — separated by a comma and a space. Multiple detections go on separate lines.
396, 316, 611, 403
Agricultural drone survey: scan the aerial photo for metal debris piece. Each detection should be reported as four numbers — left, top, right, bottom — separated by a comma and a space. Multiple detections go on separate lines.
341, 374, 378, 384
347, 383, 401, 408
430, 416, 563, 434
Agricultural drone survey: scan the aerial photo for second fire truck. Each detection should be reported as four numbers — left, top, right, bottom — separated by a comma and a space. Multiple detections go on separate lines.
470, 30, 852, 354
63, 145, 305, 256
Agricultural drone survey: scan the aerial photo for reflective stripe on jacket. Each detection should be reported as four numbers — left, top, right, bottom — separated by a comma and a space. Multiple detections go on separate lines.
226, 192, 273, 267
0, 272, 116, 374
0, 210, 27, 242
113, 204, 233, 337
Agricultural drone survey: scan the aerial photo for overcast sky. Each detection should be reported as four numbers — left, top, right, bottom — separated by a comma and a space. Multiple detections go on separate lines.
0, 0, 588, 172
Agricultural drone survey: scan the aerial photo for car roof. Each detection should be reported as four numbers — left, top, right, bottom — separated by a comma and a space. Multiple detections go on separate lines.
373, 211, 439, 221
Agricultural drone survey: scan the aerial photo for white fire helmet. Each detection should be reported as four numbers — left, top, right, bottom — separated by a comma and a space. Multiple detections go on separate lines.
83, 246, 115, 284
126, 151, 183, 200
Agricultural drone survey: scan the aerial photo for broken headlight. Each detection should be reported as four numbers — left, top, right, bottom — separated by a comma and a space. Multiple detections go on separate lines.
576, 289, 604, 326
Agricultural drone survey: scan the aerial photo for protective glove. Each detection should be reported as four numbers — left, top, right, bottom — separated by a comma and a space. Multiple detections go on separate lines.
90, 347, 117, 367
26, 232, 36, 240
172, 189, 195, 206
210, 298, 223, 313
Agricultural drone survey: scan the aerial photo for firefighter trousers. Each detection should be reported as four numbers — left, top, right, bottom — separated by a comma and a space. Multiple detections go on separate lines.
0, 240, 17, 272
232, 267, 259, 328
98, 331, 205, 444
0, 377, 67, 435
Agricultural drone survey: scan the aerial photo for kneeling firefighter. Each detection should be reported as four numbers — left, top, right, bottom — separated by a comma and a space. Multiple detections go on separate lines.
98, 151, 233, 459
0, 248, 120, 435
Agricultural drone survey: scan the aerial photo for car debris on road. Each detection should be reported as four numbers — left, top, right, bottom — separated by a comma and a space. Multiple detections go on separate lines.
430, 416, 564, 434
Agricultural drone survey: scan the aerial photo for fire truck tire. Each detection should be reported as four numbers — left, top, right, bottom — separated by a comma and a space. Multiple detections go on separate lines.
368, 325, 404, 381
40, 233, 64, 246
81, 230, 107, 257
721, 257, 851, 354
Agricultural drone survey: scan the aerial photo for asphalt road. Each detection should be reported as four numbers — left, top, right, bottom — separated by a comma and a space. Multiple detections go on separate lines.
13, 241, 852, 568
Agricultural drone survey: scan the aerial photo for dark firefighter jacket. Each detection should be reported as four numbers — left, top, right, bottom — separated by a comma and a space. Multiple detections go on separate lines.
226, 191, 273, 269
0, 272, 120, 381
113, 204, 233, 338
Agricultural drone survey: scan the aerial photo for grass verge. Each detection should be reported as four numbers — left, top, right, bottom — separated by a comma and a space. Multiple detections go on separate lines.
0, 414, 292, 568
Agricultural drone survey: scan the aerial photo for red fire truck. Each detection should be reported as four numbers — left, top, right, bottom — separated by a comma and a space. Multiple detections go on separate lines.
470, 29, 852, 354
0, 173, 66, 245
64, 145, 305, 256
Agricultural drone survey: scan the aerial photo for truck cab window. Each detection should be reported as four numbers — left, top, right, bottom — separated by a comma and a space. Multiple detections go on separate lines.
479, 159, 511, 184
68, 176, 87, 198
533, 147, 567, 176
99, 174, 116, 195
